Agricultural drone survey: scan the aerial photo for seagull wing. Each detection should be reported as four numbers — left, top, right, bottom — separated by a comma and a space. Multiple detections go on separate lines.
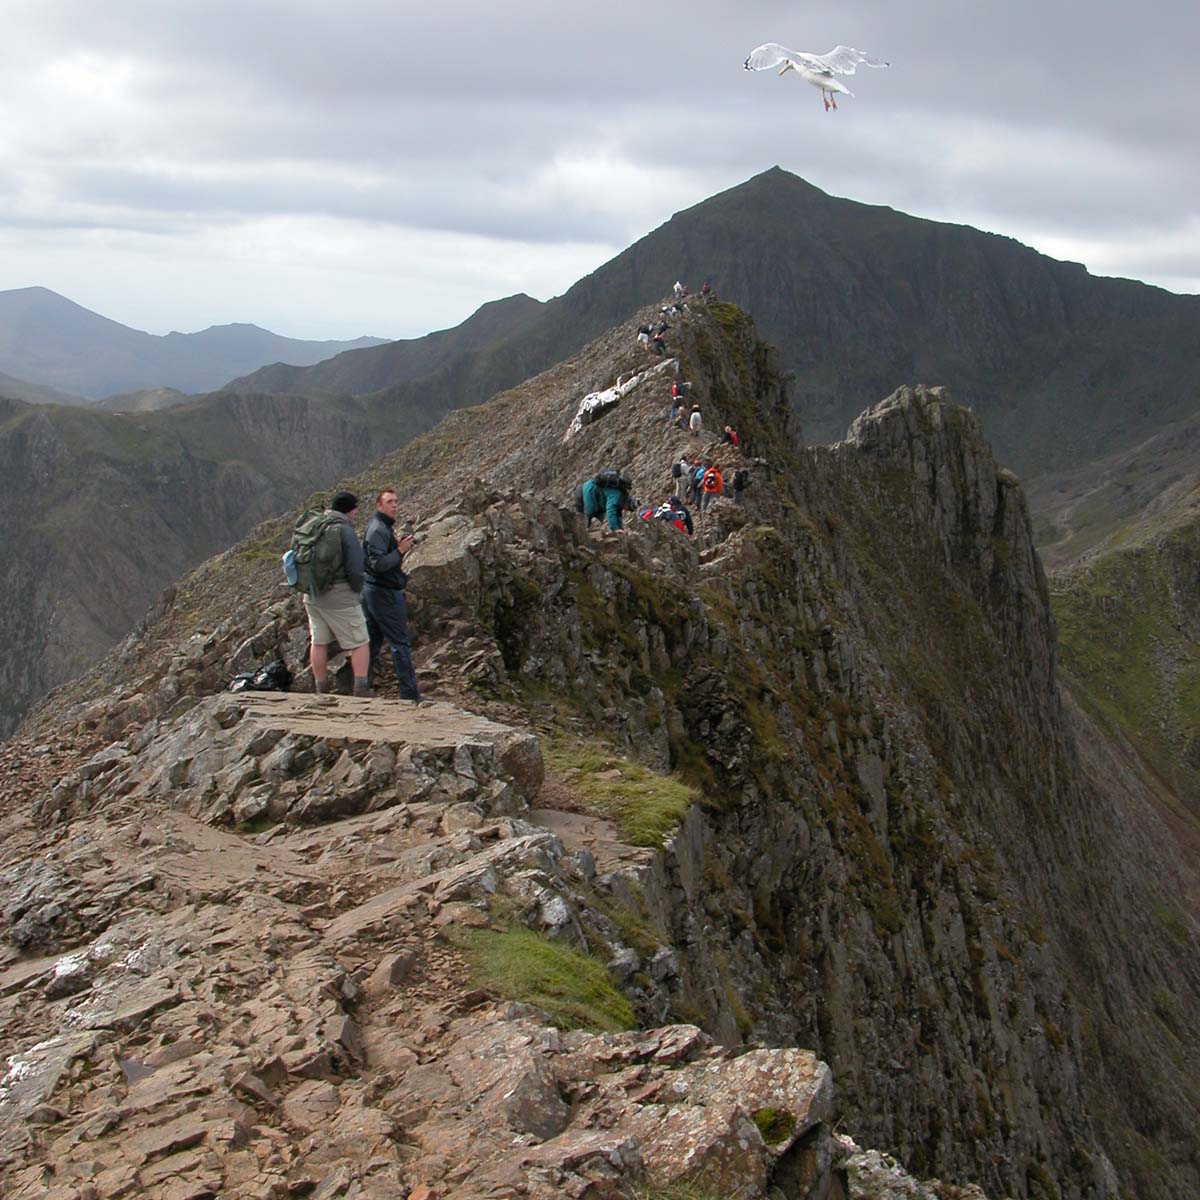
811, 45, 890, 75
744, 43, 804, 72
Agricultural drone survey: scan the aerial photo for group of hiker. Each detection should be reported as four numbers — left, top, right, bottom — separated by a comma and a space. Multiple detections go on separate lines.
293, 284, 742, 702
574, 297, 752, 542
287, 487, 422, 702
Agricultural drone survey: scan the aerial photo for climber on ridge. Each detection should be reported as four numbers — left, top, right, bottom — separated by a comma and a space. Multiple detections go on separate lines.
580, 469, 635, 533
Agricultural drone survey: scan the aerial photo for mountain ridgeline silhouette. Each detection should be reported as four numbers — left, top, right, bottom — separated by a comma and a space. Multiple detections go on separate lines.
228, 167, 1200, 483
0, 286, 387, 400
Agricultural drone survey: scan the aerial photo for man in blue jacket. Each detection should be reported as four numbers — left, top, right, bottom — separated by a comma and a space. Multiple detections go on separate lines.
361, 486, 422, 703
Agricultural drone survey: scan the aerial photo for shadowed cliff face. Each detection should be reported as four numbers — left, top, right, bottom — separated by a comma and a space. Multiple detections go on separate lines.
8, 305, 1198, 1200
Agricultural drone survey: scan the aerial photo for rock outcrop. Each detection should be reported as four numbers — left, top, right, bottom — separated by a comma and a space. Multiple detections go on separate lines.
3, 302, 1197, 1199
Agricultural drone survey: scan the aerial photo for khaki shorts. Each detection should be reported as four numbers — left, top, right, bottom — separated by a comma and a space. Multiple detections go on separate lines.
303, 583, 368, 650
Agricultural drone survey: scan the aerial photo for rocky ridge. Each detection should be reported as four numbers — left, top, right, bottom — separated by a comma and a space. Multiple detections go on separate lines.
4, 302, 1198, 1198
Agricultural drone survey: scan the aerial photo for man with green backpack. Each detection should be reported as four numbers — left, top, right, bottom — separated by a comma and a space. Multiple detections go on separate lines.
288, 490, 372, 696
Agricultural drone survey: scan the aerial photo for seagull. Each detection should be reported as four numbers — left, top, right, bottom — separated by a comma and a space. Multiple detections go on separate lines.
744, 43, 889, 111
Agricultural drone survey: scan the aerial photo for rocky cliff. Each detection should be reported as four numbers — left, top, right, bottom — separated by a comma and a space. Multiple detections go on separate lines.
2, 302, 1197, 1200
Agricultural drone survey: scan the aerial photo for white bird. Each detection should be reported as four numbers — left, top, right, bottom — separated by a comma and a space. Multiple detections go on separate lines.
744, 43, 889, 111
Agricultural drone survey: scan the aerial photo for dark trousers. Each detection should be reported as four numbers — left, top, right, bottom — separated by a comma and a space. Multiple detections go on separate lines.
362, 585, 420, 700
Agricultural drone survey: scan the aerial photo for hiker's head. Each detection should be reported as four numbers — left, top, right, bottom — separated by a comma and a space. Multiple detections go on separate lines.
330, 490, 358, 515
375, 487, 399, 516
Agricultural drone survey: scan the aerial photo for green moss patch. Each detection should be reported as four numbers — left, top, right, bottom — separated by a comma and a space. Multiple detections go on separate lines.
544, 737, 699, 847
752, 1106, 796, 1145
446, 924, 634, 1033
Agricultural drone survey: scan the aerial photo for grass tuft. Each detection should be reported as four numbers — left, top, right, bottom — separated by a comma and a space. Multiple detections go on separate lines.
446, 923, 635, 1033
544, 737, 699, 847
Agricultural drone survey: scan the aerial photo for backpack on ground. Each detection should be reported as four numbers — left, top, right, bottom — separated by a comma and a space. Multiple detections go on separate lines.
228, 659, 292, 694
287, 510, 344, 596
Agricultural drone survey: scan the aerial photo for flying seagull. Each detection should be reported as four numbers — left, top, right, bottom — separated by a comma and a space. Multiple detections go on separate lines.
744, 43, 889, 111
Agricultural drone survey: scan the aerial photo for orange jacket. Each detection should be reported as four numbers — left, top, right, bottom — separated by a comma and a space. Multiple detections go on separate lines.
701, 467, 723, 494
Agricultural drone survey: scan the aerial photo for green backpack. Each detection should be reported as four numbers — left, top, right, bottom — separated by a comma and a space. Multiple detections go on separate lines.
287, 510, 344, 596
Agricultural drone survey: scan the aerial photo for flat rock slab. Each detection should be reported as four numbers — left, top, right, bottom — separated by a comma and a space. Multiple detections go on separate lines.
237, 693, 519, 749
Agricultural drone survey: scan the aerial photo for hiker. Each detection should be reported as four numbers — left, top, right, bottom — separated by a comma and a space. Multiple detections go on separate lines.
732, 467, 749, 506
689, 404, 703, 436
701, 464, 723, 512
722, 425, 740, 447
673, 280, 684, 300
637, 324, 651, 350
668, 390, 683, 427
302, 490, 371, 696
581, 470, 633, 532
361, 486, 422, 703
689, 460, 706, 507
652, 329, 666, 354
701, 280, 711, 303
671, 453, 690, 498
655, 495, 693, 536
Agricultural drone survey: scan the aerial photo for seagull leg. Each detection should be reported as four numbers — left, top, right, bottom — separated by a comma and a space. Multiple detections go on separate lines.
831, 93, 839, 111
823, 92, 831, 111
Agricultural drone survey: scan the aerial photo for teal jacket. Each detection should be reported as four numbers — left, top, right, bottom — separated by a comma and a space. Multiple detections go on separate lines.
581, 478, 625, 531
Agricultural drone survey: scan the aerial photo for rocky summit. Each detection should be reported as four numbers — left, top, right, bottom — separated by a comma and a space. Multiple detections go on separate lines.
1, 300, 1197, 1200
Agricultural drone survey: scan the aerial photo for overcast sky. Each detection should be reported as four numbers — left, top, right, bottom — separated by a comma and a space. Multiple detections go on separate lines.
2, 0, 1197, 341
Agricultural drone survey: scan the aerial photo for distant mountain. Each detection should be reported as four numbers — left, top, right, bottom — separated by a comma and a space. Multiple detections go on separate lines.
224, 292, 545, 396
0, 287, 388, 398
226, 168, 1200, 486
0, 367, 86, 407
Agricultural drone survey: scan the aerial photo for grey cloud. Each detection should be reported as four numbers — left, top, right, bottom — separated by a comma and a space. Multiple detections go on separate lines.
2, 0, 1196, 337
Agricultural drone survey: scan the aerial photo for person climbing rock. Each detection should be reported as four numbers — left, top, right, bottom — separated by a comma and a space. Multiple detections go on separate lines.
722, 425, 740, 446
361, 486, 422, 704
689, 404, 703, 436
581, 470, 634, 533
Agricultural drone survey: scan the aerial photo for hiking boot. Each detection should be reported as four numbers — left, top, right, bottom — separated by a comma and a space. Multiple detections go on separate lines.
353, 681, 373, 698
314, 678, 329, 694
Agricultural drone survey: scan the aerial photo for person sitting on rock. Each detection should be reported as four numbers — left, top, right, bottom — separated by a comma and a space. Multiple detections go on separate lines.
722, 425, 740, 446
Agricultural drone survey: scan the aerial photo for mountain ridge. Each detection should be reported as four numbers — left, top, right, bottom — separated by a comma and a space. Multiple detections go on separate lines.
227, 167, 1200, 485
